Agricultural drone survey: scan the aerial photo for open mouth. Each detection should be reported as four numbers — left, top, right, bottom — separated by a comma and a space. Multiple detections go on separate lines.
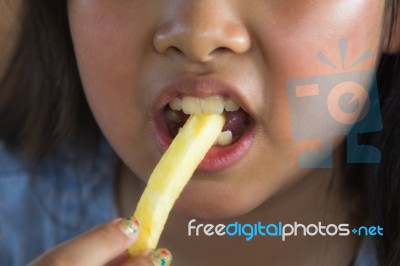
164, 95, 253, 147
151, 77, 256, 172
153, 92, 255, 172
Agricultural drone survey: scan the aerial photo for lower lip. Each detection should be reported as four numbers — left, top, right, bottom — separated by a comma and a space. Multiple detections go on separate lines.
153, 113, 255, 172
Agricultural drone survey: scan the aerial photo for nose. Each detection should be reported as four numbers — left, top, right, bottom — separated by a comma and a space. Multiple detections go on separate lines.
153, 2, 251, 63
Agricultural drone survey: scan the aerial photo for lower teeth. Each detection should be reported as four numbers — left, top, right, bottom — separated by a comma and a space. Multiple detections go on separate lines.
166, 110, 181, 123
216, 130, 233, 146
165, 107, 246, 146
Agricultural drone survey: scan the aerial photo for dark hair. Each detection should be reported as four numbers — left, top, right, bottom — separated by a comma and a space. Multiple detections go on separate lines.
346, 2, 400, 263
344, 1, 400, 265
1, 1, 400, 265
0, 1, 99, 160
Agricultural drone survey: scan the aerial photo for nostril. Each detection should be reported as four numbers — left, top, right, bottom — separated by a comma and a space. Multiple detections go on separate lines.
210, 47, 231, 57
167, 46, 184, 56
170, 46, 181, 53
153, 18, 251, 63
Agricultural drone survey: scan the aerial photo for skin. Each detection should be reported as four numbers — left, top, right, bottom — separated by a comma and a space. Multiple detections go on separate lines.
33, 0, 399, 265
67, 0, 385, 219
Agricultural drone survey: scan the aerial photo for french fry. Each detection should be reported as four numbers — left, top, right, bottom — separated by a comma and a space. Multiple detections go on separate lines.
129, 114, 225, 255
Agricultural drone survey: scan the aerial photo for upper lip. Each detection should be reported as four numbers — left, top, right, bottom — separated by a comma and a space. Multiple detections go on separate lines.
152, 76, 254, 118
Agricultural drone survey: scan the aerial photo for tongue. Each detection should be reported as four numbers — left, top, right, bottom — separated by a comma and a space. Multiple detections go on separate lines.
223, 109, 248, 138
165, 108, 249, 140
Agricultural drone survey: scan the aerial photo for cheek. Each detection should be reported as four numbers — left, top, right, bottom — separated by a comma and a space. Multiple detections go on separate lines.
68, 0, 151, 107
254, 0, 384, 77
252, 0, 384, 165
67, 1, 162, 178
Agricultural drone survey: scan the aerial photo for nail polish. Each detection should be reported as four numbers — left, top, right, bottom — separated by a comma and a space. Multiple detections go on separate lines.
150, 248, 172, 266
120, 217, 140, 237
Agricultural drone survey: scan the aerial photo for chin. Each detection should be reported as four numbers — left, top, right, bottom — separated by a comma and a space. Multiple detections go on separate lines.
172, 180, 266, 220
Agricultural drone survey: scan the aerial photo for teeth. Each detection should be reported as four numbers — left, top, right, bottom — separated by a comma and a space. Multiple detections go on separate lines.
167, 96, 238, 146
166, 109, 181, 123
201, 96, 224, 114
217, 130, 233, 146
170, 96, 240, 115
224, 99, 240, 111
169, 98, 182, 111
182, 96, 202, 115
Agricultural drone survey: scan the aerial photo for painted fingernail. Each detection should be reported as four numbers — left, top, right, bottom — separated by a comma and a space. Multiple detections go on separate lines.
120, 217, 140, 237
149, 248, 172, 266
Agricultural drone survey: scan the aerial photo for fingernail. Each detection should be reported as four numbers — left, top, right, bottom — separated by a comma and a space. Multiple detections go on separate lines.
120, 217, 140, 237
149, 248, 172, 266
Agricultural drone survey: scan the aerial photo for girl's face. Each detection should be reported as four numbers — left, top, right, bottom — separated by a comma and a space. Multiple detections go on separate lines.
68, 1, 385, 218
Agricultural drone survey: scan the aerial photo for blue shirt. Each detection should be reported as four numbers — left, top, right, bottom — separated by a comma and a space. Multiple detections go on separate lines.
0, 141, 378, 265
0, 141, 118, 265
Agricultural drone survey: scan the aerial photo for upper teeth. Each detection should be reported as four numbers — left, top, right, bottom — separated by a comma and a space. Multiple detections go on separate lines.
224, 98, 240, 112
169, 96, 240, 115
168, 98, 182, 111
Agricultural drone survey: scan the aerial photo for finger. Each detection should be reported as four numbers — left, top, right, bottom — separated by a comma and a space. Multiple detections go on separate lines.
121, 256, 154, 266
105, 251, 130, 266
29, 217, 140, 266
122, 249, 172, 266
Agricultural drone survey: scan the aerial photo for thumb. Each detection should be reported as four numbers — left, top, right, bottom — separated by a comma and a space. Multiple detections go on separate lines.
121, 249, 173, 266
29, 217, 140, 266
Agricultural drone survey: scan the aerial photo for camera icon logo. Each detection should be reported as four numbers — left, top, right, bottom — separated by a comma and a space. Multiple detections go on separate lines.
286, 40, 382, 168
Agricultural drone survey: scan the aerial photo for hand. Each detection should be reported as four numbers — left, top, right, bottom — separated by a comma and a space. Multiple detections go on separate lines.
29, 218, 172, 266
